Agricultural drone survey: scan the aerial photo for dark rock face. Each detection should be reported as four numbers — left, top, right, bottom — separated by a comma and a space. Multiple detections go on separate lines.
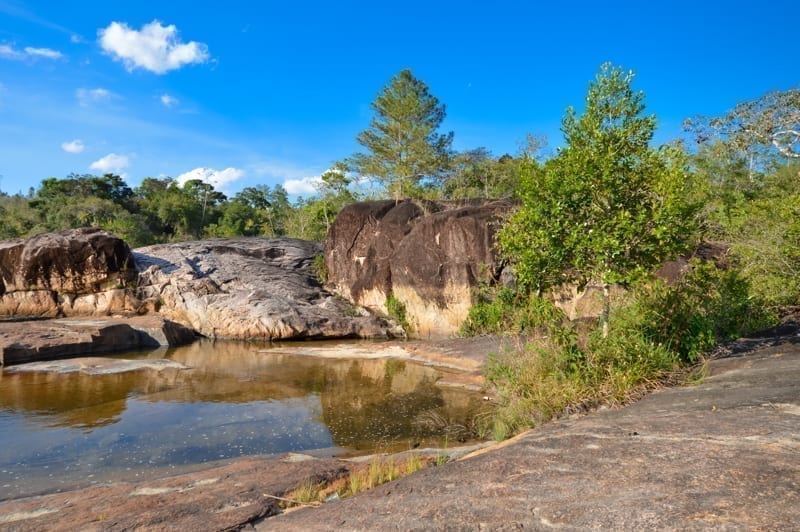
324, 200, 513, 336
0, 228, 138, 318
134, 237, 402, 340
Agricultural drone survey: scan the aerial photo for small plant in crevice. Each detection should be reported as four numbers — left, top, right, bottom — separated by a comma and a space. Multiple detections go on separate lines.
385, 292, 412, 334
312, 254, 328, 284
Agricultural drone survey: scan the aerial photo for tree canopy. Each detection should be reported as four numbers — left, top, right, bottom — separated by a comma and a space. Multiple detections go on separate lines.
348, 69, 454, 199
499, 63, 700, 335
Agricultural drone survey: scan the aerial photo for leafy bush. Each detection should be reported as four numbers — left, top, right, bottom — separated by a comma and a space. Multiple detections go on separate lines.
635, 261, 777, 363
484, 261, 777, 439
460, 287, 565, 336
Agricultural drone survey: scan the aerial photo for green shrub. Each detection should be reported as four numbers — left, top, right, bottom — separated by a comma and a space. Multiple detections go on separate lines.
635, 260, 777, 363
386, 293, 412, 334
460, 288, 564, 336
484, 261, 777, 440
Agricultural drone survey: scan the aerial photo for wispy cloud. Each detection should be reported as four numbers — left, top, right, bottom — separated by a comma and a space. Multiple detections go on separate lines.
61, 139, 85, 154
0, 43, 63, 61
176, 167, 245, 191
76, 87, 115, 106
98, 20, 210, 74
89, 153, 130, 175
24, 46, 63, 59
160, 93, 179, 107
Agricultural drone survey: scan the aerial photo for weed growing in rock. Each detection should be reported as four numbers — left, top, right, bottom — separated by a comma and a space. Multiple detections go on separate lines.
312, 254, 328, 284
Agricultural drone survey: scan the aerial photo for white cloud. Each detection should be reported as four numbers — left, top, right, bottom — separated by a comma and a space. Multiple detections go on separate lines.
76, 87, 114, 106
284, 176, 323, 195
160, 93, 179, 107
0, 44, 23, 59
0, 44, 64, 60
89, 153, 130, 174
98, 20, 210, 74
70, 34, 85, 44
23, 46, 63, 59
176, 167, 244, 190
61, 139, 85, 154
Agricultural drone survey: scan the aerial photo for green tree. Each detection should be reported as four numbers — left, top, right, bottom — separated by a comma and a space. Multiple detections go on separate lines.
315, 163, 358, 233
349, 69, 453, 199
444, 148, 522, 200
684, 89, 800, 179
499, 64, 699, 336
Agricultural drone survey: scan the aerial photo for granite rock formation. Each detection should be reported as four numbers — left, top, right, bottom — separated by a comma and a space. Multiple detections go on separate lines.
324, 200, 513, 336
134, 237, 402, 340
0, 228, 138, 318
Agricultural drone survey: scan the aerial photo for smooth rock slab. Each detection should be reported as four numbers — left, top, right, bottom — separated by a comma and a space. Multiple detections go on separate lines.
4, 356, 189, 375
0, 316, 195, 365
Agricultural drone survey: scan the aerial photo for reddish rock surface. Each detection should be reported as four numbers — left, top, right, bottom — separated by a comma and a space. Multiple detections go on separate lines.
266, 328, 800, 530
0, 316, 195, 365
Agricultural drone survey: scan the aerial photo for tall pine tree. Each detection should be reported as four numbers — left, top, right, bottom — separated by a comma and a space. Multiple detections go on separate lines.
349, 69, 453, 199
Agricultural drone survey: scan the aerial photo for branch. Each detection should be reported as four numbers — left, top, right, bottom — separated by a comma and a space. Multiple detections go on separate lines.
771, 129, 800, 158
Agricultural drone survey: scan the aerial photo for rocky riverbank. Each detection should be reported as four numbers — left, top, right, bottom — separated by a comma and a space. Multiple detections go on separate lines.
1, 325, 798, 530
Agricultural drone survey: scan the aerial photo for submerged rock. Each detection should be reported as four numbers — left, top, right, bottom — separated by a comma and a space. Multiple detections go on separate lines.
134, 237, 402, 340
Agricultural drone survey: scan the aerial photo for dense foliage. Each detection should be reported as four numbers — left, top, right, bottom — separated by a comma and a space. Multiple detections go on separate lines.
498, 64, 700, 335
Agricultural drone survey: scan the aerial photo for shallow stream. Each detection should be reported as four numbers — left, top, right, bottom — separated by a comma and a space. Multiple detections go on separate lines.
0, 340, 491, 500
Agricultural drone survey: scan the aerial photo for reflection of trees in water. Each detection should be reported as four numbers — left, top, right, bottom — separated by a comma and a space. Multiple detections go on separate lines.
319, 359, 485, 450
0, 346, 489, 448
0, 371, 138, 429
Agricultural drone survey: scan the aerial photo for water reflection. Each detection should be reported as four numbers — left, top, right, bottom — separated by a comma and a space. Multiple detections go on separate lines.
0, 340, 489, 500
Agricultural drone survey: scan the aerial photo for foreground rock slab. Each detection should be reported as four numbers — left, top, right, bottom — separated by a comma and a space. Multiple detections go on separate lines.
0, 455, 352, 531
1, 331, 797, 530
268, 334, 800, 530
0, 316, 195, 365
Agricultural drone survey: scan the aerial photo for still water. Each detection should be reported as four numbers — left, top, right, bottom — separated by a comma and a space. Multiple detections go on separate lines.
0, 340, 490, 500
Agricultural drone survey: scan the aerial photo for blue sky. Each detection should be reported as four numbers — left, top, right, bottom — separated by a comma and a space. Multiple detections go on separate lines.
0, 0, 797, 197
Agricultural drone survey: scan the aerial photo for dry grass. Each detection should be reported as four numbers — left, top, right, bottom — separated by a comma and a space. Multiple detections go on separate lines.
279, 452, 436, 510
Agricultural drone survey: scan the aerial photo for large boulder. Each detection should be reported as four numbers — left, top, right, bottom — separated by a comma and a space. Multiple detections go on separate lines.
0, 228, 138, 318
324, 200, 514, 336
134, 237, 402, 340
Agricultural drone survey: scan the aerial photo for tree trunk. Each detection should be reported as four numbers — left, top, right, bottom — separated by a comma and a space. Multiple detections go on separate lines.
601, 283, 610, 338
